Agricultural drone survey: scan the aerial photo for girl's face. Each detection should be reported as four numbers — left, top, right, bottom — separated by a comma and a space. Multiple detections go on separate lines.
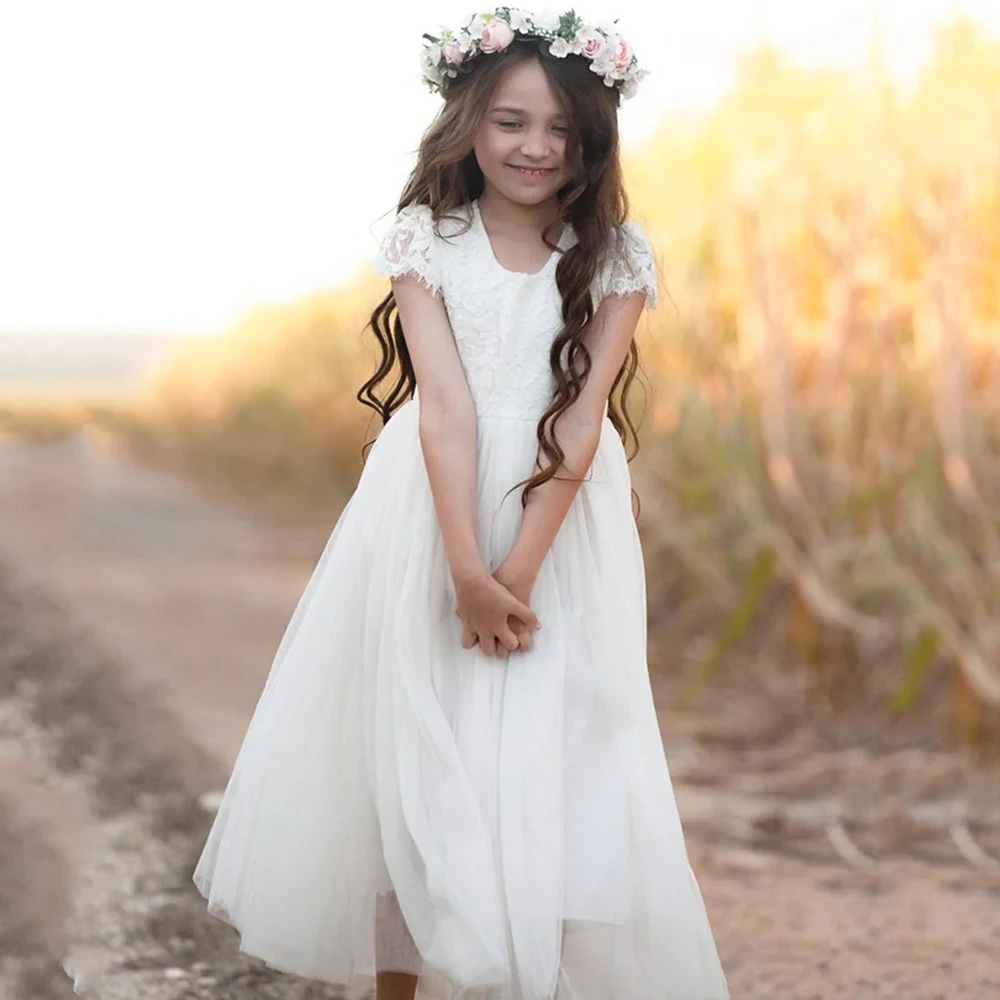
472, 58, 573, 206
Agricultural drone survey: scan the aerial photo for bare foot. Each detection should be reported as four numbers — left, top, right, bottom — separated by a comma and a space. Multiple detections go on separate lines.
376, 970, 419, 1000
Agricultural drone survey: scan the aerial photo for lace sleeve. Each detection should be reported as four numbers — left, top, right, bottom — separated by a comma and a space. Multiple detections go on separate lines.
593, 221, 658, 310
372, 203, 442, 296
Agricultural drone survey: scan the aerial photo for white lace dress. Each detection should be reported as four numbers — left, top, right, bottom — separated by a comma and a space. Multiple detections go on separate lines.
193, 199, 730, 1000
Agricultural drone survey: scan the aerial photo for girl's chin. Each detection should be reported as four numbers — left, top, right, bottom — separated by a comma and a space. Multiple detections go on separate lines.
491, 174, 561, 203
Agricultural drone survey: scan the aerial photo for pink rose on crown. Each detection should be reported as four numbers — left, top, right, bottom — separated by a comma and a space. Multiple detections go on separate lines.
575, 28, 607, 61
419, 9, 646, 101
442, 41, 465, 66
614, 37, 633, 73
479, 19, 515, 52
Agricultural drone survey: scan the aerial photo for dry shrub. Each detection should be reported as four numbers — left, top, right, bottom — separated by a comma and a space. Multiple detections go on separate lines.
630, 19, 1000, 739
116, 18, 1000, 735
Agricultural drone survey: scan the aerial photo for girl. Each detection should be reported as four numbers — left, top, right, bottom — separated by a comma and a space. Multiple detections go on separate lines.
193, 8, 730, 1000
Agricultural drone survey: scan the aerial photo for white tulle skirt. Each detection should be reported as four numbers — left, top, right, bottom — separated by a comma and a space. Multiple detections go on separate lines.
192, 395, 730, 1000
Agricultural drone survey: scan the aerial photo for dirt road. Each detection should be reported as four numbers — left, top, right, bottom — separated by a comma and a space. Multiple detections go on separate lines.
0, 429, 997, 999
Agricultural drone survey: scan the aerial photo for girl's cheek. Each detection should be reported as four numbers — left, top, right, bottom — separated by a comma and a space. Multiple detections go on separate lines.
491, 130, 514, 154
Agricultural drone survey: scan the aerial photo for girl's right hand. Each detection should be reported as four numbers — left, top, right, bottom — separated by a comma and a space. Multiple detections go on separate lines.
454, 572, 541, 660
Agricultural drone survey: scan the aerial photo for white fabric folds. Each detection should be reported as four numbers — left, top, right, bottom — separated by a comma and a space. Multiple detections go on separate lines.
193, 199, 729, 1000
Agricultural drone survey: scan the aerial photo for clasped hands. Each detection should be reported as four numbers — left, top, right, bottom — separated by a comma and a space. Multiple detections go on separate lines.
454, 562, 542, 659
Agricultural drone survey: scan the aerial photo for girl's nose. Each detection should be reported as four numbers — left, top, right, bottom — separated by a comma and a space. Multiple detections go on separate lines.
520, 131, 550, 158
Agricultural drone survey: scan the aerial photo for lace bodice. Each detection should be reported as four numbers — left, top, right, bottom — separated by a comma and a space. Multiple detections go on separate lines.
372, 199, 658, 420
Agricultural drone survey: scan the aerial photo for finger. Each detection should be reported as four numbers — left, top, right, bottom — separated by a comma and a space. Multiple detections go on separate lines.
461, 623, 477, 649
509, 614, 530, 635
511, 622, 531, 652
498, 625, 520, 652
479, 634, 497, 659
510, 598, 542, 630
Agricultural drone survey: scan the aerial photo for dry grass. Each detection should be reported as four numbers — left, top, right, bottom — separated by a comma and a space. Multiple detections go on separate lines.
5, 19, 999, 738
0, 401, 98, 443
105, 280, 384, 518
625, 20, 1000, 739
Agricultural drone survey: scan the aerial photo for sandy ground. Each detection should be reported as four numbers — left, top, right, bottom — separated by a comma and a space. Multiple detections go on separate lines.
0, 428, 997, 1000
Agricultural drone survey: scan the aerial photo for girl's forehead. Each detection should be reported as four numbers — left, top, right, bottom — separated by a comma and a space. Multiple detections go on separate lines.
490, 62, 564, 113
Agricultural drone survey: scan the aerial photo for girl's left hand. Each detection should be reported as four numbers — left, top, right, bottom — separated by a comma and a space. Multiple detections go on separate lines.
457, 562, 539, 657
493, 562, 538, 655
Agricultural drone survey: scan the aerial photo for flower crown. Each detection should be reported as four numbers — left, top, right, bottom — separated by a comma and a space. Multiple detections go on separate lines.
420, 7, 648, 101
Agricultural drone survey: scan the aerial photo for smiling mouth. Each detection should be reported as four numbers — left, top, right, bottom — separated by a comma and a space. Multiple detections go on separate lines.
508, 165, 554, 176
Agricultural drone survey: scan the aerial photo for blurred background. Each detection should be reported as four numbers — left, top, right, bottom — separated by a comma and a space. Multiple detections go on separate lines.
1, 2, 998, 998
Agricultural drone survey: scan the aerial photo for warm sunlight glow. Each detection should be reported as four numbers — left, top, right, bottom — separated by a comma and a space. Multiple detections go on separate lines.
1, 0, 998, 336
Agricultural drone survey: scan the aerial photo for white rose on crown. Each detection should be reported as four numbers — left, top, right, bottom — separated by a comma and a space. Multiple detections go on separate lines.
532, 9, 563, 32
420, 7, 647, 101
590, 47, 617, 75
466, 13, 491, 39
509, 8, 533, 33
420, 41, 443, 76
548, 37, 572, 58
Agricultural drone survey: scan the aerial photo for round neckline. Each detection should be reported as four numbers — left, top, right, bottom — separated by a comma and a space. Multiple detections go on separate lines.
472, 198, 572, 277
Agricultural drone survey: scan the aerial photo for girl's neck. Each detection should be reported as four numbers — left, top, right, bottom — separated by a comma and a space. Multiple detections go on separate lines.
477, 187, 562, 241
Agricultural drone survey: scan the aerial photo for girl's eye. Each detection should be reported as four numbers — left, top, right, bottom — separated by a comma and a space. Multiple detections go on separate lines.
498, 120, 570, 135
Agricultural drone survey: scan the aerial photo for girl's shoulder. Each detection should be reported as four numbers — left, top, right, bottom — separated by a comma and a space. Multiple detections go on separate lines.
372, 201, 657, 309
381, 202, 474, 243
371, 202, 475, 295
603, 219, 654, 260
594, 219, 659, 311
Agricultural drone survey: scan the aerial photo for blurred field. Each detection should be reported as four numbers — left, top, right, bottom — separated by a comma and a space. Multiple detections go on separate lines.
109, 20, 1000, 739
0, 333, 195, 443
6, 20, 1000, 741
0, 19, 999, 999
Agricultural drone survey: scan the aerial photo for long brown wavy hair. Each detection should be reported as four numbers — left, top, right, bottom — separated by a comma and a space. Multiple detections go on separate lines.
358, 36, 648, 512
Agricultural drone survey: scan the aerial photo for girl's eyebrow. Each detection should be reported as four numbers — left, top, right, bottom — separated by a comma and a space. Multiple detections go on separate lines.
490, 104, 569, 120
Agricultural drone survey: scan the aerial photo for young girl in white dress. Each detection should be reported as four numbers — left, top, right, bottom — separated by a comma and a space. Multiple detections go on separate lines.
193, 8, 730, 1000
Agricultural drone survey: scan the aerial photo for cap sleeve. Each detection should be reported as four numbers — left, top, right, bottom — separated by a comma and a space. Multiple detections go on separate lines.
373, 203, 442, 296
592, 221, 658, 311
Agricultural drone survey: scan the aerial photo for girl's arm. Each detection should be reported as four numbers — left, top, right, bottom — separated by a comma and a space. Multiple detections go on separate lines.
391, 274, 485, 585
392, 275, 542, 653
498, 291, 647, 590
